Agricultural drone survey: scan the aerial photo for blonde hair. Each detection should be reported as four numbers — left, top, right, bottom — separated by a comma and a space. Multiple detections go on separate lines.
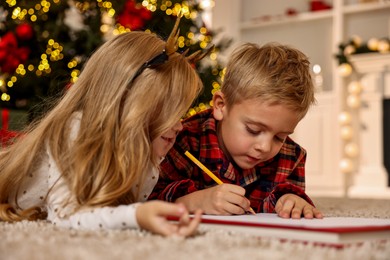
221, 42, 315, 118
0, 31, 203, 221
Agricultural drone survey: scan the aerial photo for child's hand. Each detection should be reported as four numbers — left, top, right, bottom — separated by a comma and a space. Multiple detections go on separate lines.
177, 184, 252, 215
275, 193, 323, 219
136, 201, 202, 237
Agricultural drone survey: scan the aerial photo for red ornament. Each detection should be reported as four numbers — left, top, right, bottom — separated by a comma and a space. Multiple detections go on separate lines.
0, 129, 20, 147
1, 56, 20, 74
310, 1, 332, 12
0, 32, 31, 74
15, 23, 34, 41
0, 32, 18, 49
117, 0, 152, 31
1, 109, 21, 147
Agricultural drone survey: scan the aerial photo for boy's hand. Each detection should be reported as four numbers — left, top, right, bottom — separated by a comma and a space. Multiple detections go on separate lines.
176, 184, 252, 215
275, 193, 323, 219
136, 201, 202, 237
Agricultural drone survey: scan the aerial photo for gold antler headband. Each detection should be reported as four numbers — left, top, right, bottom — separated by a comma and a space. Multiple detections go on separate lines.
165, 14, 181, 55
167, 14, 214, 63
128, 14, 213, 86
186, 46, 214, 64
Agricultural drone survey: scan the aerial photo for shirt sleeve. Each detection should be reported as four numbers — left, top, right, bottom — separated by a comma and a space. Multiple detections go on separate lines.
50, 203, 141, 230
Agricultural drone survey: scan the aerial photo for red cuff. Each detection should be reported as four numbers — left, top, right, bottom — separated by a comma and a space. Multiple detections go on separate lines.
159, 179, 198, 202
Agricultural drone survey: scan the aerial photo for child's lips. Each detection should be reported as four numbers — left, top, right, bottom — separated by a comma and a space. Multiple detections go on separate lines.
247, 155, 262, 163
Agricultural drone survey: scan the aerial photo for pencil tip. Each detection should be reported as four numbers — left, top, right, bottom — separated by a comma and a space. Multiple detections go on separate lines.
249, 207, 256, 215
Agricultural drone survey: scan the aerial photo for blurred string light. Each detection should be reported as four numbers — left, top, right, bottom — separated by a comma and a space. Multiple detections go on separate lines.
338, 78, 362, 176
0, 75, 9, 102
336, 35, 389, 181
187, 65, 224, 118
2, 0, 64, 100
312, 64, 323, 91
337, 65, 363, 188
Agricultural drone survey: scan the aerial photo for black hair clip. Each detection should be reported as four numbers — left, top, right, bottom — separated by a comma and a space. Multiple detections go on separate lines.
127, 50, 169, 86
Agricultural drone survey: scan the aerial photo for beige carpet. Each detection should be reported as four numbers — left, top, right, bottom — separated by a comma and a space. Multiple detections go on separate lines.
1, 197, 389, 260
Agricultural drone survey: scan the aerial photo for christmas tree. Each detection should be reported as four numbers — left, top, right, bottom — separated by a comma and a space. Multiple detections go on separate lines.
0, 0, 231, 125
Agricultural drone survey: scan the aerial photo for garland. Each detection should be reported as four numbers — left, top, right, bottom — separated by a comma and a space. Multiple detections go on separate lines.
335, 36, 390, 76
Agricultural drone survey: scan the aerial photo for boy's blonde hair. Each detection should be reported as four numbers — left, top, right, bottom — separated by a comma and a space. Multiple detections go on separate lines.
0, 31, 203, 221
221, 42, 315, 118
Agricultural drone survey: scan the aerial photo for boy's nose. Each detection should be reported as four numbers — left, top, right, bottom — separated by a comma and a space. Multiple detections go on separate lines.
254, 137, 272, 154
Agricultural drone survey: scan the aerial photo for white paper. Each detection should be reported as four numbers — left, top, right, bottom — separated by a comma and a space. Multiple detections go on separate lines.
201, 213, 390, 229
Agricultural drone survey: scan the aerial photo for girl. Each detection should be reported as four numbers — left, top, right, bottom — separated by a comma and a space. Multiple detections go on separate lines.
0, 17, 204, 237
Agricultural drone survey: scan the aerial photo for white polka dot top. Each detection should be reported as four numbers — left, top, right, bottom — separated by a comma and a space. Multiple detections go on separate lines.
8, 113, 159, 231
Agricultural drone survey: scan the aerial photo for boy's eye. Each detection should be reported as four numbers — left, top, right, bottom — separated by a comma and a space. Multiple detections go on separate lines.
246, 125, 288, 142
246, 126, 260, 135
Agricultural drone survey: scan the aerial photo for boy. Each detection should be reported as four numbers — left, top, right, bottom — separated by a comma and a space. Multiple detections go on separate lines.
149, 42, 323, 219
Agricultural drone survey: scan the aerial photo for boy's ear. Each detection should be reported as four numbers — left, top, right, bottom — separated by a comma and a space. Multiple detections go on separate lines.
212, 91, 225, 121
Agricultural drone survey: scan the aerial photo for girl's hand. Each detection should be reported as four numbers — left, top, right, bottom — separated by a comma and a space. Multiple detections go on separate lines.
275, 193, 323, 219
136, 201, 202, 237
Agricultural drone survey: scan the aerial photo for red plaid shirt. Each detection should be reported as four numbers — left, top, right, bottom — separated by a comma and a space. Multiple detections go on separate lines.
149, 109, 314, 213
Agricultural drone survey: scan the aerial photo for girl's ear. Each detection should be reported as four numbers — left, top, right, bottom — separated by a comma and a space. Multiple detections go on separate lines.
212, 91, 226, 121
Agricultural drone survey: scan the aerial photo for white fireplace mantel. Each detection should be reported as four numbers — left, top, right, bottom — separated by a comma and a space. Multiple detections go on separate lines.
348, 53, 390, 198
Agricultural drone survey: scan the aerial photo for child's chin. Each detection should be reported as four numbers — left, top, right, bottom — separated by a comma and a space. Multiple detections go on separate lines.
235, 160, 258, 170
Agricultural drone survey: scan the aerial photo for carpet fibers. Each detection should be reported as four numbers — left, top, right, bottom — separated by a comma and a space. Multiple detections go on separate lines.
1, 197, 389, 260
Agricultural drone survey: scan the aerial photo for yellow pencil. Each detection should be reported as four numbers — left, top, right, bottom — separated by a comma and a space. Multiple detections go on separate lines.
184, 151, 256, 215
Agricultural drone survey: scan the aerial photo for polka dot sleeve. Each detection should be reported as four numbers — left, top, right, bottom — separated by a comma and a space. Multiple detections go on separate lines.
50, 203, 141, 230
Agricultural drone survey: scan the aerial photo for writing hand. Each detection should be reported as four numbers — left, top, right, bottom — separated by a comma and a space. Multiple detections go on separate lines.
177, 183, 252, 215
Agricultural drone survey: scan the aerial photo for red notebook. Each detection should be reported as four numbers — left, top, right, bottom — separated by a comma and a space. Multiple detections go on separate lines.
198, 213, 390, 247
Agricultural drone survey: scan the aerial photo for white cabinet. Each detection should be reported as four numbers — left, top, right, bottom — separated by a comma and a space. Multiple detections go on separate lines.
212, 0, 390, 197
292, 93, 345, 197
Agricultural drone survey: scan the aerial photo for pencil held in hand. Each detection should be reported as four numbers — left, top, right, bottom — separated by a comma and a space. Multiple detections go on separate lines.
184, 151, 256, 215
184, 151, 223, 184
